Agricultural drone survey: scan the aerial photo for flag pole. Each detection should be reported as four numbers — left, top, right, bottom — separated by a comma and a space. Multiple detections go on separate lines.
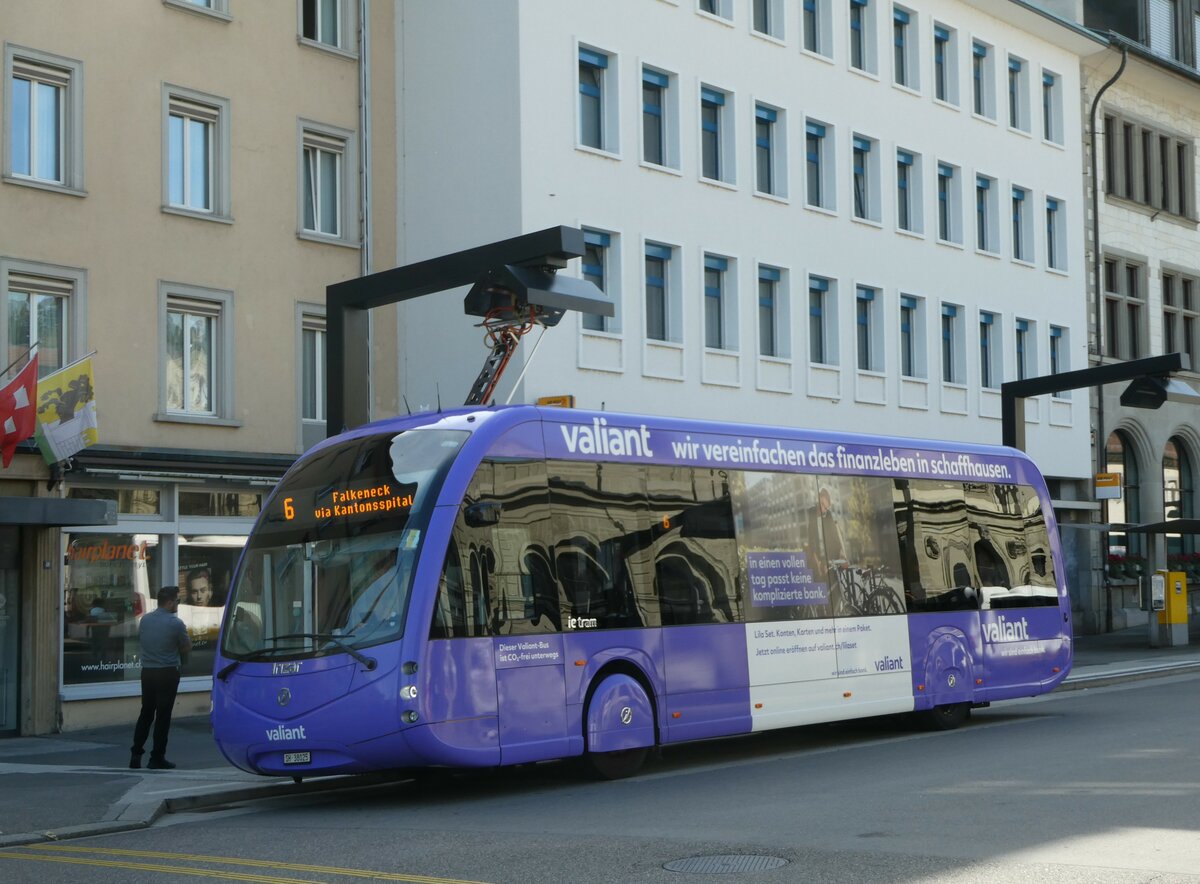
0, 344, 37, 381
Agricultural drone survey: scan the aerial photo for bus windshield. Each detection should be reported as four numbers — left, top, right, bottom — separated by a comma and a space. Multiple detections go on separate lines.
221, 428, 468, 660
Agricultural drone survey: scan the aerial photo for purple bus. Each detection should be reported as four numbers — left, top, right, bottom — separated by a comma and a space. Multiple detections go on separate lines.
212, 406, 1070, 779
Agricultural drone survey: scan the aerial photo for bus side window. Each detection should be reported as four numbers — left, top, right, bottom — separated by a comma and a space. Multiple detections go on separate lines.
431, 541, 468, 639
901, 479, 979, 612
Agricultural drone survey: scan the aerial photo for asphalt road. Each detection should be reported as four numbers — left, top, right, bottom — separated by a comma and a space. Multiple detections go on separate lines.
3, 673, 1199, 883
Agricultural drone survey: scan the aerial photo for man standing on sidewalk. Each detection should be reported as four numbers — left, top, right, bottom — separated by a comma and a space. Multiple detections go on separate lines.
130, 585, 191, 770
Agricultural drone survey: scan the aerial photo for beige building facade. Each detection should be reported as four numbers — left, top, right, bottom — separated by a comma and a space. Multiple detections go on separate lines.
0, 0, 398, 734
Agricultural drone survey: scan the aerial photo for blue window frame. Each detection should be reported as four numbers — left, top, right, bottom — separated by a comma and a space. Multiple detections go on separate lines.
893, 7, 909, 86
642, 68, 668, 166
976, 175, 990, 251
853, 136, 871, 219
1050, 325, 1063, 377
900, 295, 917, 377
941, 303, 957, 383
645, 243, 671, 341
806, 121, 826, 207
1008, 56, 1023, 129
759, 266, 780, 357
809, 275, 829, 364
701, 87, 724, 181
704, 254, 727, 349
582, 230, 610, 332
897, 149, 913, 230
578, 48, 607, 150
1042, 71, 1056, 141
937, 162, 954, 241
1046, 197, 1061, 269
980, 312, 995, 388
804, 0, 820, 53
1016, 318, 1030, 380
934, 25, 949, 101
856, 285, 876, 371
1012, 186, 1027, 261
972, 41, 988, 116
755, 105, 776, 194
850, 0, 868, 71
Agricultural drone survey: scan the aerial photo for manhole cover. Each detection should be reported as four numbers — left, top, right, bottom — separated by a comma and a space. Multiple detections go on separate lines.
664, 855, 789, 874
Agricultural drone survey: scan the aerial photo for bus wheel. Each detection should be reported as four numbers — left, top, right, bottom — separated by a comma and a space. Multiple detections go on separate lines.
587, 746, 649, 780
923, 702, 970, 731
584, 673, 656, 779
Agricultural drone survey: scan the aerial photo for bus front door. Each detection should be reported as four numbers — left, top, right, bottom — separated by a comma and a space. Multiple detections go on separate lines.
495, 634, 569, 764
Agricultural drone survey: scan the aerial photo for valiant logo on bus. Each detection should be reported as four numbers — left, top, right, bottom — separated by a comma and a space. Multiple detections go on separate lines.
560, 419, 654, 457
982, 615, 1030, 643
265, 725, 307, 741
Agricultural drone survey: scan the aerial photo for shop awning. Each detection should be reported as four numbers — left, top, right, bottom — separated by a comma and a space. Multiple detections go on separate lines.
1121, 519, 1200, 535
0, 497, 116, 526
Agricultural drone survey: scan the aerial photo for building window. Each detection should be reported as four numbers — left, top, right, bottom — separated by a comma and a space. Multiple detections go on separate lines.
299, 0, 356, 52
1148, 0, 1177, 60
159, 283, 235, 422
1042, 70, 1062, 143
758, 266, 785, 358
849, 0, 876, 74
1008, 55, 1029, 131
165, 0, 231, 16
976, 175, 997, 253
979, 311, 999, 389
581, 229, 616, 333
1103, 256, 1145, 360
804, 0, 832, 56
300, 126, 348, 239
1106, 431, 1142, 560
642, 67, 677, 168
645, 243, 674, 342
852, 135, 878, 221
1162, 271, 1197, 368
856, 285, 880, 371
893, 6, 918, 89
1046, 197, 1065, 270
699, 0, 733, 21
896, 149, 922, 233
300, 312, 326, 423
753, 0, 783, 39
933, 23, 957, 104
1049, 325, 1068, 396
163, 86, 230, 219
2, 261, 84, 378
755, 104, 785, 196
972, 40, 993, 118
703, 254, 734, 351
5, 47, 84, 192
941, 304, 963, 383
899, 294, 924, 378
809, 275, 834, 365
1012, 186, 1031, 262
700, 86, 732, 183
1015, 318, 1034, 381
937, 162, 961, 243
1163, 437, 1195, 555
1194, 12, 1200, 72
806, 120, 833, 209
578, 47, 614, 152
1103, 112, 1195, 219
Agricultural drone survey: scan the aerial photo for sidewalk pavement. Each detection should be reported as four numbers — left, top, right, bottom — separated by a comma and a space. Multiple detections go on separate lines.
3, 626, 1200, 849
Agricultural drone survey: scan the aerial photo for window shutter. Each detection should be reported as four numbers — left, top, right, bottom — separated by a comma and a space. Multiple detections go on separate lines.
168, 296, 222, 319
7, 272, 73, 298
12, 58, 70, 87
303, 130, 345, 154
1148, 0, 1176, 59
169, 96, 219, 124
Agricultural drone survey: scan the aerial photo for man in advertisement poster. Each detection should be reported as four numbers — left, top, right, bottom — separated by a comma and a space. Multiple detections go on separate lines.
808, 487, 846, 572
130, 585, 191, 770
185, 567, 214, 607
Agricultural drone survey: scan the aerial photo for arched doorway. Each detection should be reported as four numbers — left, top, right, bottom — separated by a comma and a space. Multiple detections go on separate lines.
1106, 431, 1142, 560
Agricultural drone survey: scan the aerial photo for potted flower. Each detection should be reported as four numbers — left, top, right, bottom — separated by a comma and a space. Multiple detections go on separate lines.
1107, 553, 1127, 579
1126, 554, 1147, 578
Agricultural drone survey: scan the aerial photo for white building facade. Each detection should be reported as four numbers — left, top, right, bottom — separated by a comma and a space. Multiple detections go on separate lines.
394, 1, 1100, 607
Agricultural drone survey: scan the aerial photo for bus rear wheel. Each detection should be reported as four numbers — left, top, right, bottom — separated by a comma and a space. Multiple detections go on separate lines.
923, 702, 970, 730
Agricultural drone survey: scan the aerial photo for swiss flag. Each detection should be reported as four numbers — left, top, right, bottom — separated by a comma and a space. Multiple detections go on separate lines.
0, 351, 39, 468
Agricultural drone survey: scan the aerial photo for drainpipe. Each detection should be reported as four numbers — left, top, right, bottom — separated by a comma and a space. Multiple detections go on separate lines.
1087, 41, 1125, 633
358, 0, 373, 414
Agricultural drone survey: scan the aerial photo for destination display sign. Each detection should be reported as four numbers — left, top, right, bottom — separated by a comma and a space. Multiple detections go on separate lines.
279, 481, 416, 523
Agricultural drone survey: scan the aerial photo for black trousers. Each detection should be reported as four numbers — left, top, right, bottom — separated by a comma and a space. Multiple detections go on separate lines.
131, 666, 180, 760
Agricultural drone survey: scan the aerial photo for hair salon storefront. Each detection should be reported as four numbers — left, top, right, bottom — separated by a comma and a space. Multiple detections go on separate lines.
3, 448, 290, 736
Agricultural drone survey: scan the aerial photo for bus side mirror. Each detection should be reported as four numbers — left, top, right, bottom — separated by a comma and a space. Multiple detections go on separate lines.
464, 501, 502, 528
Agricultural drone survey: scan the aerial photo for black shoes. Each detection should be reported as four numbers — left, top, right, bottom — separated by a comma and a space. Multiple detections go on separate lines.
146, 758, 177, 770
129, 752, 142, 769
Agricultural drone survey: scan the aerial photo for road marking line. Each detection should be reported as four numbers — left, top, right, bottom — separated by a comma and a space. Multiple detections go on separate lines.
25, 845, 492, 884
0, 852, 315, 883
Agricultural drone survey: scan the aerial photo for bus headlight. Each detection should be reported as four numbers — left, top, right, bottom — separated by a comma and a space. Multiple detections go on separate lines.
401, 685, 418, 700
402, 710, 419, 724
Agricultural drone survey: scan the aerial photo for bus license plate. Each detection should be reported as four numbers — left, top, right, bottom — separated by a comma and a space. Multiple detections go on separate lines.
283, 751, 311, 765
